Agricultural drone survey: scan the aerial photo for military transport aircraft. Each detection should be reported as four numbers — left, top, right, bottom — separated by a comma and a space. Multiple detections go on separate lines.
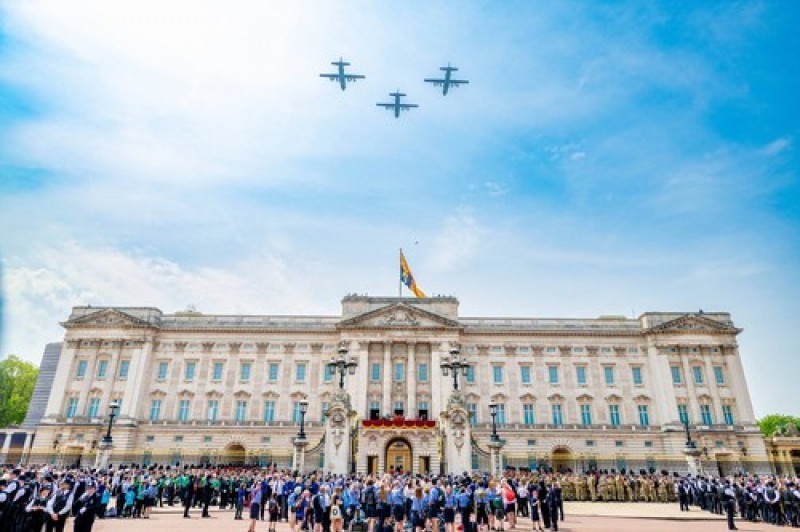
376, 91, 419, 118
319, 58, 366, 91
424, 64, 469, 96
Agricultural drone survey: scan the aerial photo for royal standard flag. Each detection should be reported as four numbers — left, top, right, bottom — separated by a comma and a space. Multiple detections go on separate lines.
400, 249, 426, 298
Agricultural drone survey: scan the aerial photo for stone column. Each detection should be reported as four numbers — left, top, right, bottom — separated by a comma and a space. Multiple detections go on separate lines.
431, 343, 445, 418
441, 394, 472, 474
488, 440, 505, 477
121, 337, 156, 420
351, 341, 369, 418
94, 440, 113, 470
292, 437, 309, 473
44, 339, 79, 418
684, 446, 703, 476
21, 432, 33, 465
324, 390, 354, 475
679, 347, 700, 422
0, 433, 12, 464
382, 342, 392, 417
407, 343, 417, 417
722, 344, 757, 424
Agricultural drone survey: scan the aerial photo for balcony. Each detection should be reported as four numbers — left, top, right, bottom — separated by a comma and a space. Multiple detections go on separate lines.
362, 417, 436, 429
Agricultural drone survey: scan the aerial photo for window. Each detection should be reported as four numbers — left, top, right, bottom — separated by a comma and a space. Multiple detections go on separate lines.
66, 398, 79, 417
714, 366, 725, 385
145, 435, 154, 442
551, 404, 563, 426
418, 363, 429, 382
212, 362, 223, 381
604, 366, 615, 385
394, 363, 405, 382
324, 364, 334, 382
76, 360, 87, 378
632, 367, 643, 385
722, 405, 735, 425
467, 403, 477, 424
370, 363, 381, 382
586, 440, 595, 447
119, 360, 130, 379
268, 363, 279, 381
671, 365, 682, 385
204, 436, 213, 443
548, 366, 559, 385
678, 404, 689, 424
208, 400, 219, 421
615, 441, 624, 447
393, 401, 404, 416
292, 402, 302, 423
179, 399, 191, 422
644, 441, 653, 448
88, 398, 100, 418
418, 401, 429, 420
700, 404, 713, 425
240, 363, 251, 382
149, 399, 162, 421
466, 366, 475, 383
492, 366, 503, 384
693, 366, 705, 385
174, 435, 183, 442
97, 360, 109, 378
523, 403, 535, 425
157, 362, 168, 380
580, 404, 592, 426
263, 401, 275, 422
609, 404, 621, 426
495, 404, 506, 426
185, 362, 196, 381
369, 401, 380, 420
321, 402, 330, 422
520, 366, 531, 384
638, 405, 650, 426
576, 366, 587, 386
527, 439, 536, 446
296, 363, 307, 382
235, 400, 247, 422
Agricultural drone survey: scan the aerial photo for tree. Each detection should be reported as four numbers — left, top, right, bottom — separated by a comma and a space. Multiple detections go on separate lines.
757, 414, 800, 436
0, 355, 39, 427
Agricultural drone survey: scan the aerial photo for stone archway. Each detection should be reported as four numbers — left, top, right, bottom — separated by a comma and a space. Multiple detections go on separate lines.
551, 447, 574, 473
385, 438, 412, 474
224, 443, 246, 465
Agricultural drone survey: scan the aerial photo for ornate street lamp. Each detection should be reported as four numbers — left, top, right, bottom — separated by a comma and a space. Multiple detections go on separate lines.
440, 348, 471, 391
327, 346, 358, 390
489, 402, 500, 442
683, 417, 696, 449
102, 400, 120, 445
297, 399, 309, 439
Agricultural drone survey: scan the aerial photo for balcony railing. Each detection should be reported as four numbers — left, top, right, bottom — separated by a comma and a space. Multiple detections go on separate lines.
362, 417, 436, 429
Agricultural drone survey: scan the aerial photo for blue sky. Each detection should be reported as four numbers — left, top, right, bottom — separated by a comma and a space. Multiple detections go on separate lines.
1, 1, 798, 416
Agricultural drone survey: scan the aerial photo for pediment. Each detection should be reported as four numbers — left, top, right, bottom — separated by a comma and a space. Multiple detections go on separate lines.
338, 303, 461, 329
63, 308, 153, 329
649, 314, 739, 335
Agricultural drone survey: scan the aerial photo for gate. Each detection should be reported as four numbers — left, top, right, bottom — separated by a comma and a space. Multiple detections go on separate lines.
470, 437, 491, 473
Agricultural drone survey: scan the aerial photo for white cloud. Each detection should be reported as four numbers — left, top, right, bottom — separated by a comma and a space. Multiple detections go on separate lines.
427, 211, 483, 273
763, 137, 791, 156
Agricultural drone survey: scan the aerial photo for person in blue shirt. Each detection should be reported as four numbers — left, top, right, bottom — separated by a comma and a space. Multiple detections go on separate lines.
410, 486, 427, 532
456, 485, 473, 532
235, 482, 247, 520
443, 485, 457, 532
388, 482, 405, 532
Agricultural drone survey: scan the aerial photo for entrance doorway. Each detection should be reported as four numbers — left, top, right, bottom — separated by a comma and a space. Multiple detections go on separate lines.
224, 443, 246, 465
551, 447, 573, 473
385, 438, 412, 474
419, 456, 430, 474
367, 456, 378, 474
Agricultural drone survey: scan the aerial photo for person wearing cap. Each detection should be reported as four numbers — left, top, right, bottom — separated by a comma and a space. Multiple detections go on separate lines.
25, 483, 52, 532
73, 483, 100, 532
44, 479, 74, 532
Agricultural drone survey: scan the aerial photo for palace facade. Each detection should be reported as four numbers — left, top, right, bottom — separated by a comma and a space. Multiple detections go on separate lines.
19, 295, 773, 474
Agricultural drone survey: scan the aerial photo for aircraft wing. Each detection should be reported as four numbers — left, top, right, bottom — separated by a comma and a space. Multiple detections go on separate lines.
449, 79, 469, 85
376, 103, 396, 108
424, 78, 446, 86
319, 74, 338, 79
344, 75, 365, 81
398, 104, 419, 109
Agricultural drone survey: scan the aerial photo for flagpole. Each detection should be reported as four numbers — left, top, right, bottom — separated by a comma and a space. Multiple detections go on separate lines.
398, 248, 402, 298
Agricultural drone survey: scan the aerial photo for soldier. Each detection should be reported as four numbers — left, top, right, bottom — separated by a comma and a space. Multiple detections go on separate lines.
575, 475, 586, 502
73, 483, 101, 532
598, 475, 607, 502
587, 474, 597, 502
722, 481, 737, 531
607, 475, 616, 502
657, 478, 667, 503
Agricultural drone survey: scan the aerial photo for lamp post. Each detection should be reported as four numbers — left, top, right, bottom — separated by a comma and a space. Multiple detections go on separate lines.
102, 400, 120, 445
487, 402, 504, 476
489, 402, 500, 442
327, 346, 358, 390
96, 400, 120, 470
682, 416, 703, 476
683, 417, 696, 449
298, 399, 309, 440
440, 348, 471, 391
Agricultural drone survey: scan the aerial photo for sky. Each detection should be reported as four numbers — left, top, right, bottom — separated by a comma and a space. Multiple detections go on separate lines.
0, 1, 798, 416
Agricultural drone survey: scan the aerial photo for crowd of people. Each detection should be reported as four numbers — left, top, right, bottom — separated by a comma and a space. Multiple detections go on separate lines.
2, 464, 800, 532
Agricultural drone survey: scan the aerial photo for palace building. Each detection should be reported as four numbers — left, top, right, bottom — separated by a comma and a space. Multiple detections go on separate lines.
15, 295, 775, 474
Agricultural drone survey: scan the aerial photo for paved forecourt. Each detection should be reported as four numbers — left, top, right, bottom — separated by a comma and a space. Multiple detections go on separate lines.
92, 504, 778, 532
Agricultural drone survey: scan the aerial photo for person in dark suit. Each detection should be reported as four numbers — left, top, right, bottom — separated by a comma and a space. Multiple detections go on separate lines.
545, 483, 561, 532
183, 475, 196, 518
45, 480, 74, 532
73, 483, 101, 532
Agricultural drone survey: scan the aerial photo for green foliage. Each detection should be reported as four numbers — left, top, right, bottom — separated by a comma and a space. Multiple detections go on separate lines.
0, 355, 39, 427
757, 414, 800, 436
